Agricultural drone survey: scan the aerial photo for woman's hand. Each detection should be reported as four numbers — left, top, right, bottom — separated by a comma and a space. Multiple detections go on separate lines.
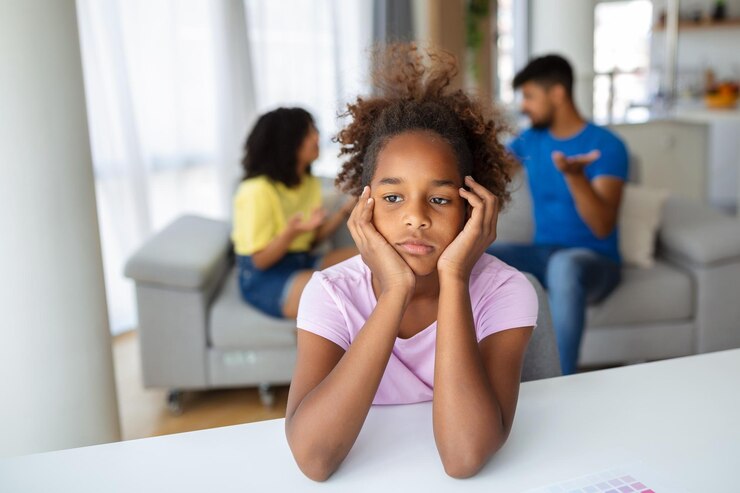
348, 186, 416, 296
437, 175, 499, 281
287, 207, 326, 235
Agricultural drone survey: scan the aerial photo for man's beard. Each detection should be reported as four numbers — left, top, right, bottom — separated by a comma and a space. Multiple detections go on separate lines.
530, 113, 554, 130
527, 107, 555, 130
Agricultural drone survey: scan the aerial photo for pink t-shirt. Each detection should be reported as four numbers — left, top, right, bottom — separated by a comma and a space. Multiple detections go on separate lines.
296, 253, 538, 405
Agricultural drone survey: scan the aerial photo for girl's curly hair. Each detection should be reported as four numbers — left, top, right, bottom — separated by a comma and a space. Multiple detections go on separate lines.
335, 43, 514, 207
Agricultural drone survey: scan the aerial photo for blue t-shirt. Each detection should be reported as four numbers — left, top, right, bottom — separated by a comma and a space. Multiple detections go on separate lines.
508, 123, 629, 262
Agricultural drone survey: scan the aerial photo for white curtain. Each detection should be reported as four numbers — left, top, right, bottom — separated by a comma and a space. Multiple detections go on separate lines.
244, 0, 373, 176
77, 0, 371, 334
76, 0, 256, 334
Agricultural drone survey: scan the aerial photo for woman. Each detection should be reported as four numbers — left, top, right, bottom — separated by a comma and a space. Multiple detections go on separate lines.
232, 107, 356, 318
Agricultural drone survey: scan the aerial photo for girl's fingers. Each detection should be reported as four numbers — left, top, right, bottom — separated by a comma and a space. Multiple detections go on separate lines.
351, 187, 369, 215
464, 175, 495, 203
464, 176, 497, 236
459, 188, 484, 235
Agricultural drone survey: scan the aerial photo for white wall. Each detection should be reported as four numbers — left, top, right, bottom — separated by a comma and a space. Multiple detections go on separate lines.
651, 0, 740, 81
530, 0, 596, 117
0, 0, 120, 457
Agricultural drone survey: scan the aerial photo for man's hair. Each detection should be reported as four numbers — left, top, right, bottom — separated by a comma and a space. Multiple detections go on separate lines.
513, 54, 574, 98
241, 107, 315, 187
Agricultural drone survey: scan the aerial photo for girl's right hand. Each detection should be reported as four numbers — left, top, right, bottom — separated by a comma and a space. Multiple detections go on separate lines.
348, 186, 416, 297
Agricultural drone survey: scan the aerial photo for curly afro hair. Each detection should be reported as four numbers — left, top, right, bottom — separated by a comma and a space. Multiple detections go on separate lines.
335, 43, 514, 208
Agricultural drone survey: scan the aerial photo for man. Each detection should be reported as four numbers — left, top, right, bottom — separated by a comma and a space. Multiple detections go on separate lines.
487, 54, 629, 375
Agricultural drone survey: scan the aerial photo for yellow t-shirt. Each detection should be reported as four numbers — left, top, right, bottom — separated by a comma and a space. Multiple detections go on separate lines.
231, 175, 323, 256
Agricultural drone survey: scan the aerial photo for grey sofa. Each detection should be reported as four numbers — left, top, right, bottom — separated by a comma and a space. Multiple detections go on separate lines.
124, 187, 561, 412
126, 174, 740, 411
496, 171, 740, 367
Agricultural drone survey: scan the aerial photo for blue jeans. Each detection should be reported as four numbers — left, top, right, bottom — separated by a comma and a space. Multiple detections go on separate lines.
485, 244, 621, 375
237, 252, 322, 318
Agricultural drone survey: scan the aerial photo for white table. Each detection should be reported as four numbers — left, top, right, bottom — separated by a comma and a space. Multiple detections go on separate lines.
2, 349, 739, 492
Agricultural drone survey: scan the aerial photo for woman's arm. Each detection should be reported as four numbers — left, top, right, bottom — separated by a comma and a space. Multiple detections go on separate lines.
285, 290, 409, 482
312, 199, 354, 245
251, 210, 325, 270
434, 273, 532, 477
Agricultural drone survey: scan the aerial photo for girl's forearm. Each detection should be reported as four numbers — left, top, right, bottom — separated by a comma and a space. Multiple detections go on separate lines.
433, 275, 504, 478
286, 290, 409, 481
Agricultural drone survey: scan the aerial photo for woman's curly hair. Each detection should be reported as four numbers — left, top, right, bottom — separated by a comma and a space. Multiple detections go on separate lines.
242, 107, 315, 187
335, 43, 514, 207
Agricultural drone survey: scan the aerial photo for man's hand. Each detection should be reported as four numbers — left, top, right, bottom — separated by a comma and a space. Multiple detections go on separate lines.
552, 150, 601, 176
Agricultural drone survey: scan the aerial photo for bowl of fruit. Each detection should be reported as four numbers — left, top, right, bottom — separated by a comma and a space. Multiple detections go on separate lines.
704, 82, 739, 109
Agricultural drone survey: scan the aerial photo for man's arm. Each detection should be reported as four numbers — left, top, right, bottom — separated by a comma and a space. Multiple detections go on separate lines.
553, 151, 625, 239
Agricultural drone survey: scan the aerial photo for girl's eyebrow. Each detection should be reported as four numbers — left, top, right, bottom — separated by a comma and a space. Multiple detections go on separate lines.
375, 177, 457, 188
377, 177, 402, 185
432, 179, 457, 189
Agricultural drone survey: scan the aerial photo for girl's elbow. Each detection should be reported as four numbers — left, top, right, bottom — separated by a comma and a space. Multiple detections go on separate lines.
286, 432, 342, 482
441, 449, 490, 479
294, 455, 338, 482
439, 433, 506, 479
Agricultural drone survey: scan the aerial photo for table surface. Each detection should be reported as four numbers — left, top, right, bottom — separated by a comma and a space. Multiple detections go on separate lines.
2, 349, 739, 492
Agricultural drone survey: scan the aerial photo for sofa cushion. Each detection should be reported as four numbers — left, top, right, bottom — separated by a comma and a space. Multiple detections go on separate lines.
125, 215, 232, 289
586, 260, 693, 327
619, 183, 669, 268
209, 267, 297, 349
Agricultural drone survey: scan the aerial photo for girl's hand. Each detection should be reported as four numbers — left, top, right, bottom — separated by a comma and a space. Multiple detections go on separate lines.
288, 207, 326, 234
348, 186, 416, 296
437, 175, 499, 281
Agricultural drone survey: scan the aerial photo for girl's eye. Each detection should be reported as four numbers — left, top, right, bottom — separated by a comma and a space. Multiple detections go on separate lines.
383, 195, 402, 203
430, 197, 450, 205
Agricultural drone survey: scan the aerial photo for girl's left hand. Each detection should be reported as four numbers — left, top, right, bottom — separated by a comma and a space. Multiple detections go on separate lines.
437, 175, 499, 281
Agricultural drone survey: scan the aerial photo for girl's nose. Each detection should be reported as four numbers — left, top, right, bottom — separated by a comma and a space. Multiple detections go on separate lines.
403, 201, 430, 229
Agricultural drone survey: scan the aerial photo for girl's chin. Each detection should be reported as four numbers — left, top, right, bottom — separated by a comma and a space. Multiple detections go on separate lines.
403, 255, 439, 277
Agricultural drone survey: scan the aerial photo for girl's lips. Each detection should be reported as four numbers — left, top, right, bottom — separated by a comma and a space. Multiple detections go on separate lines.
398, 241, 434, 255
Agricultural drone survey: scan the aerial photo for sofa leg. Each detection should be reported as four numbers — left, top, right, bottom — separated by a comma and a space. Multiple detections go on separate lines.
167, 389, 184, 415
258, 384, 275, 408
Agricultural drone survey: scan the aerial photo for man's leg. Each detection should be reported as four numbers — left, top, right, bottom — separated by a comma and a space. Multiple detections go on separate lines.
485, 243, 555, 288
546, 249, 621, 375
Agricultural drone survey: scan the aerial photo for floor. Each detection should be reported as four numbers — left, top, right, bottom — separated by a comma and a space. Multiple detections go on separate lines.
112, 330, 289, 440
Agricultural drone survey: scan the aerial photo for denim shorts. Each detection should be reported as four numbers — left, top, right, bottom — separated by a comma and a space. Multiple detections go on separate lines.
237, 252, 323, 318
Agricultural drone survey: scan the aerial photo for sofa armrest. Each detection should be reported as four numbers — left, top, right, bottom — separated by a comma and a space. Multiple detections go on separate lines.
658, 197, 740, 267
125, 215, 233, 290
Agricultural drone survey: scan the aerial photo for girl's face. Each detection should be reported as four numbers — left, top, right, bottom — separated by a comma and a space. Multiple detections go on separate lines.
296, 124, 320, 173
370, 131, 466, 277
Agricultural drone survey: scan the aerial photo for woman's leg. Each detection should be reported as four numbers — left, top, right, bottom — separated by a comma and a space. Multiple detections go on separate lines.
281, 247, 358, 318
281, 270, 315, 319
319, 246, 358, 269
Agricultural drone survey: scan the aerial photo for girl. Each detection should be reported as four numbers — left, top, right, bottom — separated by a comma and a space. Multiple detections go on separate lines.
285, 45, 539, 481
232, 107, 357, 319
